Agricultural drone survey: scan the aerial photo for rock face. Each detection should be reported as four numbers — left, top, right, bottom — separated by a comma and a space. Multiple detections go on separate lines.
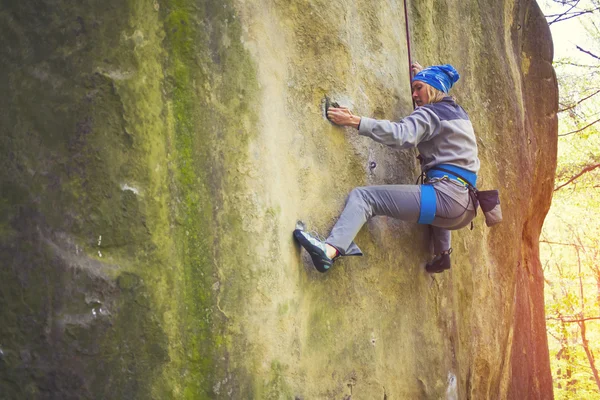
0, 0, 557, 398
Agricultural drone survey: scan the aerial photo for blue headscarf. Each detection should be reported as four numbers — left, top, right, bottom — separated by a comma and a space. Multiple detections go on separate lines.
412, 64, 460, 93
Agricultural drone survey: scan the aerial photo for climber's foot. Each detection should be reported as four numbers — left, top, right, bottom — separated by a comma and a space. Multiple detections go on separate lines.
293, 229, 335, 273
425, 249, 452, 274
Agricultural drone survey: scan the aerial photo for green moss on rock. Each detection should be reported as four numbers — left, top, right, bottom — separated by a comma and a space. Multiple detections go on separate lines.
1, 0, 258, 397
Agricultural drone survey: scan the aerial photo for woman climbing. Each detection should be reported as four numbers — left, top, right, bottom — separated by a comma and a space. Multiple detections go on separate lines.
293, 63, 480, 274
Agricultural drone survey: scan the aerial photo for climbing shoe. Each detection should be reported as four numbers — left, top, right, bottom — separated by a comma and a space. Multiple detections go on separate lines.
425, 249, 452, 273
293, 229, 334, 273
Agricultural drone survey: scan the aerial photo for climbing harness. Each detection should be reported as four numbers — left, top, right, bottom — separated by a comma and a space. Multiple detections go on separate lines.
427, 164, 478, 188
416, 164, 478, 225
417, 165, 502, 227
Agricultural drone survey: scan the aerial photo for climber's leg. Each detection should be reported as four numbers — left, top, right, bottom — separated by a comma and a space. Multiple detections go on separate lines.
431, 225, 451, 255
425, 226, 452, 273
326, 185, 421, 255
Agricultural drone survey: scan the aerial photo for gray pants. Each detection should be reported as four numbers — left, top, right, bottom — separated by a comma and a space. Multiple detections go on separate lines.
326, 179, 477, 256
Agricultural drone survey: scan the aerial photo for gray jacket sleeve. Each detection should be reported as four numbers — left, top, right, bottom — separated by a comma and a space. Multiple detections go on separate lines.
357, 107, 439, 149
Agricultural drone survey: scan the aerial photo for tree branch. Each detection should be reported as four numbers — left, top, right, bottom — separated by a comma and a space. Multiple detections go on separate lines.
540, 240, 598, 249
547, 316, 600, 323
578, 316, 600, 390
555, 60, 600, 68
546, 8, 600, 18
558, 89, 600, 113
558, 117, 600, 137
577, 45, 600, 61
549, 8, 600, 24
548, 0, 581, 25
554, 163, 600, 191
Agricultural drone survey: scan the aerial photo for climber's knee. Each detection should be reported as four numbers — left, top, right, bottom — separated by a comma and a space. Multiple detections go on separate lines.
347, 187, 375, 219
349, 186, 367, 201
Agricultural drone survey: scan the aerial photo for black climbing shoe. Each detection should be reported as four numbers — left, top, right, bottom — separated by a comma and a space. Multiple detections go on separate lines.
293, 229, 334, 273
425, 249, 452, 273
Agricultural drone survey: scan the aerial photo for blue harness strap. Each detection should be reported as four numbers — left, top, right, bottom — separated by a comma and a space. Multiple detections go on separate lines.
418, 184, 436, 224
418, 164, 478, 225
426, 164, 478, 188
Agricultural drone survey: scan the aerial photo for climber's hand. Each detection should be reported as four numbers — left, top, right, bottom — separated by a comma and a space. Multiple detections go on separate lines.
327, 107, 361, 129
411, 62, 424, 76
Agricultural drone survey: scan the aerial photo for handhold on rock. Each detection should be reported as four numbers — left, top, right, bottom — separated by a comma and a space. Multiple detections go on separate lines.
324, 96, 340, 124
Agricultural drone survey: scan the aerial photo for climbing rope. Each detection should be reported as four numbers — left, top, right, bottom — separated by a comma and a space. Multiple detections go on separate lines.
403, 0, 415, 109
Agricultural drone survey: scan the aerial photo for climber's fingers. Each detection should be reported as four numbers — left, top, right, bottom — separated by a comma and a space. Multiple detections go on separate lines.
327, 107, 354, 125
411, 62, 424, 75
327, 107, 352, 115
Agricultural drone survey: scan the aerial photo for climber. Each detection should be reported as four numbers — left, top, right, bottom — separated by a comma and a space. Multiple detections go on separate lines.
293, 63, 480, 274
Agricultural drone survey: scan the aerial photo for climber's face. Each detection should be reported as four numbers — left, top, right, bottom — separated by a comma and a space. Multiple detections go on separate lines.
412, 80, 429, 106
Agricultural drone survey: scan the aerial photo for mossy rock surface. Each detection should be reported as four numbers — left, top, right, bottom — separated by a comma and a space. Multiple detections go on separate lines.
0, 0, 556, 398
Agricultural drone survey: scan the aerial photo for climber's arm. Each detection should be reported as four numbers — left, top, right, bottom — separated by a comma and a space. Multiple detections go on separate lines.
357, 108, 438, 149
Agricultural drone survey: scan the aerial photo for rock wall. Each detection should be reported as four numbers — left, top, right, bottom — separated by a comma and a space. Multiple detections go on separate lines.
0, 0, 557, 398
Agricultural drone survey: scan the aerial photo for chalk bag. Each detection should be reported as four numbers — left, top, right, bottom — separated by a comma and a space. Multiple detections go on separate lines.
477, 189, 502, 227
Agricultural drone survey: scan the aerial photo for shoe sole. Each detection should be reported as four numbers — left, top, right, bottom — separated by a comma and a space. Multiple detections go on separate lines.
293, 229, 332, 273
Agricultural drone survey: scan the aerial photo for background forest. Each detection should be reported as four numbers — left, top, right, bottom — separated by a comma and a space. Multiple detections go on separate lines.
540, 1, 600, 398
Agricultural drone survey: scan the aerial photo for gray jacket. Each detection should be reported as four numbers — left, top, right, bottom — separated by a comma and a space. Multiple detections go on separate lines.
358, 97, 480, 174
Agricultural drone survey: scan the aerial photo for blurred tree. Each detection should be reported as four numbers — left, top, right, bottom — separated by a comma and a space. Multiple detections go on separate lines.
541, 1, 600, 398
543, 1, 600, 191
